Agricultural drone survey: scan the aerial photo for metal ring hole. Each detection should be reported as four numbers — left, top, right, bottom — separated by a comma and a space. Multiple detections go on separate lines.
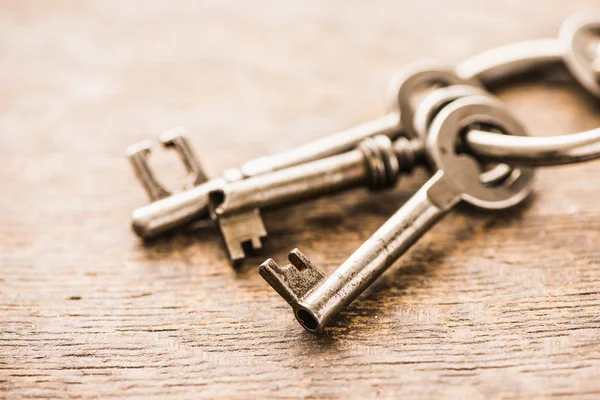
457, 123, 516, 187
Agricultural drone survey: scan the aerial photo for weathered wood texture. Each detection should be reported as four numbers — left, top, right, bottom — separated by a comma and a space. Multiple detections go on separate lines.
2, 1, 600, 398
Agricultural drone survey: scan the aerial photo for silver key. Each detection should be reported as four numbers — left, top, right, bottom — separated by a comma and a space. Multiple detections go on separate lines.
210, 135, 424, 263
127, 127, 401, 239
127, 63, 478, 240
258, 95, 534, 333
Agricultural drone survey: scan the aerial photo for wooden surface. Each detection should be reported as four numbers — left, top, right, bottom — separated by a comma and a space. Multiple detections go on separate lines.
2, 1, 600, 398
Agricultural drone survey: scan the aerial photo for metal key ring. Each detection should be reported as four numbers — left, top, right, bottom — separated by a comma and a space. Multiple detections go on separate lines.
457, 10, 600, 92
464, 127, 600, 166
454, 10, 600, 167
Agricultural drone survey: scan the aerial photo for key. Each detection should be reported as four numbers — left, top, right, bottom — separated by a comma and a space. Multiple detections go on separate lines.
258, 95, 535, 333
128, 63, 478, 240
210, 134, 425, 263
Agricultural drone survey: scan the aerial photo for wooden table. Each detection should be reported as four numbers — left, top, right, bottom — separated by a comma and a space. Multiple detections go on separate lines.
2, 1, 600, 398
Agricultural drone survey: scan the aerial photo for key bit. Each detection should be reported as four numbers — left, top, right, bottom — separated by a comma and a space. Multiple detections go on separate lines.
259, 249, 326, 308
128, 63, 481, 240
215, 208, 267, 264
127, 127, 208, 201
159, 128, 208, 187
210, 135, 424, 264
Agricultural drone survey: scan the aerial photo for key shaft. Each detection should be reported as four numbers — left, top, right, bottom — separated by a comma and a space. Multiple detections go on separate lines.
212, 137, 422, 217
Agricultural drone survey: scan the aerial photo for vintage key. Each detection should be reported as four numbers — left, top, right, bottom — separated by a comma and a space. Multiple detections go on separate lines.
209, 135, 424, 263
258, 95, 534, 333
127, 126, 400, 239
128, 63, 478, 239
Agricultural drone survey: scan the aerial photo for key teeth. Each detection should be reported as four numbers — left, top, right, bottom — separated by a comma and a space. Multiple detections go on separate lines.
217, 208, 267, 264
258, 249, 326, 307
127, 140, 172, 201
127, 128, 209, 202
288, 248, 315, 271
258, 259, 297, 305
225, 232, 266, 265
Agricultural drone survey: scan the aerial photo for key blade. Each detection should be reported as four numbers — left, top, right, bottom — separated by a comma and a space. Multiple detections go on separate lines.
217, 208, 267, 263
258, 249, 326, 307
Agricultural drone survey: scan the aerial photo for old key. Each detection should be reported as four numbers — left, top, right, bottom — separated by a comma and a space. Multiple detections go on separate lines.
258, 95, 534, 333
127, 63, 477, 240
209, 134, 426, 263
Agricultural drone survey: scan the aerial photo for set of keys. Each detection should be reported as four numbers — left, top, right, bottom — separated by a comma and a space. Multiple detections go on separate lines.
127, 11, 600, 333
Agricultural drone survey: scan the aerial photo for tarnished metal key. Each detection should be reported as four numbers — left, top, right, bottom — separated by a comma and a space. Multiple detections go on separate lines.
127, 122, 404, 239
128, 64, 477, 239
209, 135, 425, 263
258, 95, 534, 333
127, 126, 402, 239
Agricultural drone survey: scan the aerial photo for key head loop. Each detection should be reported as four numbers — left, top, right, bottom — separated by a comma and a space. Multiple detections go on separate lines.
426, 95, 534, 210
560, 11, 600, 98
387, 60, 482, 139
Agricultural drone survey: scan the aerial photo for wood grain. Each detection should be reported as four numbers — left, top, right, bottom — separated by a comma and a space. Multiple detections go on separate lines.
1, 1, 600, 398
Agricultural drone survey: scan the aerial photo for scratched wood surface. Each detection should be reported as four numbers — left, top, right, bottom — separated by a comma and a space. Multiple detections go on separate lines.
2, 1, 600, 398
